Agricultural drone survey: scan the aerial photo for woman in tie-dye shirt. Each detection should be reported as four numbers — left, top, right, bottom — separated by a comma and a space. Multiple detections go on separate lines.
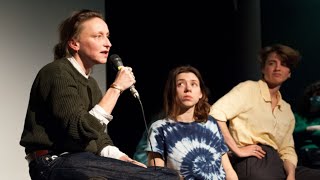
146, 65, 238, 180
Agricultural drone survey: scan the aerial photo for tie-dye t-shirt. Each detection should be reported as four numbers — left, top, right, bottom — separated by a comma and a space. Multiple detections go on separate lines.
146, 116, 228, 180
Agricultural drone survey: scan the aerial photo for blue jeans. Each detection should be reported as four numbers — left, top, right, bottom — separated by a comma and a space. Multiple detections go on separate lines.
28, 152, 179, 180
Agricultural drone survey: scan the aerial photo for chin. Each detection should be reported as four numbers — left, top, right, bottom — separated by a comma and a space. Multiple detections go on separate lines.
96, 59, 107, 64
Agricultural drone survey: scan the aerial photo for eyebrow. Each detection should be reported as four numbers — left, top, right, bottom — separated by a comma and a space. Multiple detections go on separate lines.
266, 59, 277, 62
176, 79, 199, 83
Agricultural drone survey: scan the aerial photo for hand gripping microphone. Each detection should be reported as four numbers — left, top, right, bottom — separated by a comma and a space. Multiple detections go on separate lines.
109, 54, 140, 99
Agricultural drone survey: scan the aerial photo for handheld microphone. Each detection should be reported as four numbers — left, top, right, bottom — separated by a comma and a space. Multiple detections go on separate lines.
109, 54, 140, 99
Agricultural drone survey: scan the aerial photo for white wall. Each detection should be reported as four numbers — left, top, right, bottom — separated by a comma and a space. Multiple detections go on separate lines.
0, 1, 105, 179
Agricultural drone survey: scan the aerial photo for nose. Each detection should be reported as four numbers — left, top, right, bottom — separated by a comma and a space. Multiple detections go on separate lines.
104, 37, 112, 48
184, 83, 192, 92
275, 62, 282, 70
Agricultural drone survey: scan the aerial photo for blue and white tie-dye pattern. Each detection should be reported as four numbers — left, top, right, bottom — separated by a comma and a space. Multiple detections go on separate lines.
146, 116, 228, 180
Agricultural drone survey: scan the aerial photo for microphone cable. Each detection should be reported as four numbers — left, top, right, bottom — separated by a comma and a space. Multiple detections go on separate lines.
109, 54, 157, 167
135, 96, 157, 169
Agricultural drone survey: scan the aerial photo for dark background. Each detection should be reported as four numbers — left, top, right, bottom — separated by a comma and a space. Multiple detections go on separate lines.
104, 0, 320, 157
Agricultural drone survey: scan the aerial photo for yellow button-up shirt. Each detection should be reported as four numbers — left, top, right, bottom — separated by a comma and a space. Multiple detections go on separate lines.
210, 80, 297, 166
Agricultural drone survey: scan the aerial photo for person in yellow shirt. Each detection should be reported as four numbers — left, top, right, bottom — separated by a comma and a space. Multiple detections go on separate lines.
210, 44, 320, 180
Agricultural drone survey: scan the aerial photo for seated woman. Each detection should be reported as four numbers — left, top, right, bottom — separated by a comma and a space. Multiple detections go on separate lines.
145, 65, 238, 180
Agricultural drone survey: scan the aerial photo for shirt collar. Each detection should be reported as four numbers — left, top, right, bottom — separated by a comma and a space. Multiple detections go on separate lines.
67, 57, 91, 79
258, 79, 284, 109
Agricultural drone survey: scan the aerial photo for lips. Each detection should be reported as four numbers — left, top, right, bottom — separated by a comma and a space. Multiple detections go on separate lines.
101, 51, 109, 58
183, 96, 193, 101
272, 73, 282, 77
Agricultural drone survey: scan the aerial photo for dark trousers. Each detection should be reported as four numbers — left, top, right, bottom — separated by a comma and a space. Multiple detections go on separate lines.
28, 151, 180, 180
230, 145, 320, 180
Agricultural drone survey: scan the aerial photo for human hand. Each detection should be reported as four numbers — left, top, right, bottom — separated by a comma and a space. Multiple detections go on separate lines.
306, 125, 320, 131
119, 155, 147, 168
113, 66, 136, 91
238, 145, 266, 159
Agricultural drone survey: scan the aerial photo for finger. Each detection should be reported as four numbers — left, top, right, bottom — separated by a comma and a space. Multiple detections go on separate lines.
126, 67, 135, 78
252, 151, 261, 159
253, 150, 265, 159
136, 162, 147, 168
131, 160, 147, 168
256, 146, 266, 155
258, 149, 266, 155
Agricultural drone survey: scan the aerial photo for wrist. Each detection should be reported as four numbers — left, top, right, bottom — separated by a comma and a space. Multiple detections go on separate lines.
110, 83, 123, 94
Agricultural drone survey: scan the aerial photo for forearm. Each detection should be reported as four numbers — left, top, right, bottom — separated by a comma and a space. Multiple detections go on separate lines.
217, 121, 241, 155
147, 152, 165, 167
283, 160, 296, 180
99, 66, 135, 114
98, 86, 121, 114
221, 153, 238, 180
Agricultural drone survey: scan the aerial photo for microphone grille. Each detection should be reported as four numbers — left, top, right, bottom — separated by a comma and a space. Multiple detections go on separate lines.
109, 54, 123, 69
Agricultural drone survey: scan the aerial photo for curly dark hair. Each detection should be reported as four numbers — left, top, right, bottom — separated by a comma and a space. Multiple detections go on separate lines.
258, 44, 301, 73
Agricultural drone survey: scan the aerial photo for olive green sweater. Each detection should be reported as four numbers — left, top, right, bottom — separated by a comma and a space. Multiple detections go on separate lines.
20, 58, 113, 154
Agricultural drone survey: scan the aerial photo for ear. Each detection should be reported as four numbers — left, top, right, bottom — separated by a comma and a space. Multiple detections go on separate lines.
68, 39, 80, 52
288, 72, 291, 78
